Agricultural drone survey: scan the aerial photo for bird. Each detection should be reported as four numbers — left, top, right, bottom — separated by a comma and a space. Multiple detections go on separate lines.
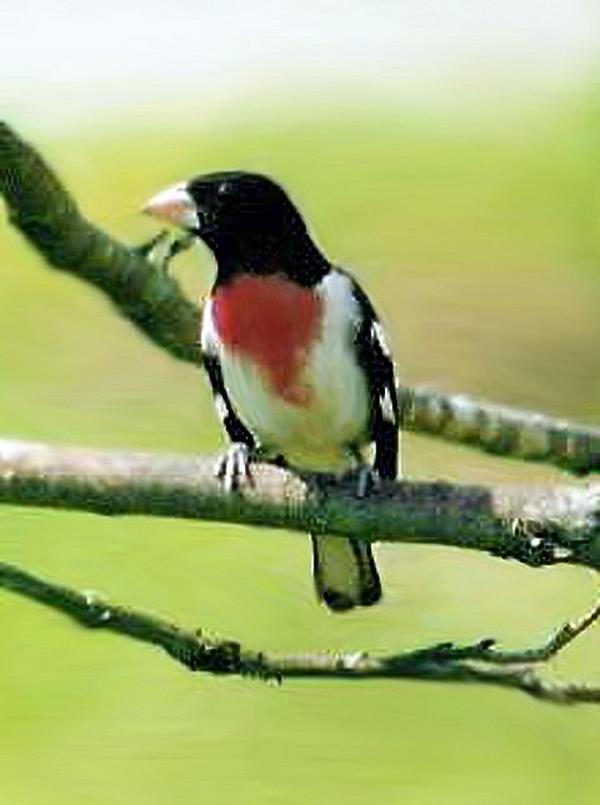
143, 172, 400, 612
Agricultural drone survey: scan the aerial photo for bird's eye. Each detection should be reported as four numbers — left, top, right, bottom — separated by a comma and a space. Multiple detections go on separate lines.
217, 181, 231, 197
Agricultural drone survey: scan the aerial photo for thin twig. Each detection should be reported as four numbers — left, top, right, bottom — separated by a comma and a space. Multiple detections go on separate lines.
391, 597, 600, 666
482, 598, 600, 664
1, 121, 599, 474
1, 560, 598, 704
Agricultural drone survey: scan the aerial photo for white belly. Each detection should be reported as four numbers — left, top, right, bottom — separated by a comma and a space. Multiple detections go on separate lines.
221, 345, 368, 470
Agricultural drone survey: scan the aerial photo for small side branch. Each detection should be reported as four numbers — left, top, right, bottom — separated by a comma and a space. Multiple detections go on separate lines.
1, 437, 599, 570
1, 560, 599, 704
402, 387, 600, 476
1, 121, 599, 475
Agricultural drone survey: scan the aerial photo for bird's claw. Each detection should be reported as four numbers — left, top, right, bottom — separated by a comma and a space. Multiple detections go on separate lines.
136, 230, 194, 271
355, 466, 381, 499
215, 443, 254, 493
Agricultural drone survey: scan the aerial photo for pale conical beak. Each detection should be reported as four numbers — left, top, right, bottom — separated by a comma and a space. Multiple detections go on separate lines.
142, 183, 199, 229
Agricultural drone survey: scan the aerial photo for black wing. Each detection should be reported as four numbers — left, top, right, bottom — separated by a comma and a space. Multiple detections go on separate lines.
350, 277, 400, 480
200, 300, 256, 448
201, 354, 256, 448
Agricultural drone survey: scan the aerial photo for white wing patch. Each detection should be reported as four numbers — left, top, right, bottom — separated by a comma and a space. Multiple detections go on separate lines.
372, 321, 392, 358
370, 318, 397, 423
214, 393, 229, 422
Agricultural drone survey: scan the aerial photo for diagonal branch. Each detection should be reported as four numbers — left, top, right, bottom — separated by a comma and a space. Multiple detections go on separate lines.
0, 120, 202, 364
1, 120, 599, 475
1, 437, 599, 570
2, 560, 599, 704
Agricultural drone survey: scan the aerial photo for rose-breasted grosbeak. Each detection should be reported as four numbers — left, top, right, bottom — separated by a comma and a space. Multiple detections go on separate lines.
143, 172, 399, 611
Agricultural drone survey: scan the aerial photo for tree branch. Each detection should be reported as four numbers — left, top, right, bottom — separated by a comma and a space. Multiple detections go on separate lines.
2, 559, 599, 704
1, 437, 599, 570
1, 120, 599, 475
0, 120, 202, 364
401, 387, 600, 476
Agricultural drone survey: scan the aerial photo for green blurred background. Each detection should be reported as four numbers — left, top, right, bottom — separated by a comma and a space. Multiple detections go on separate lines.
2, 2, 600, 803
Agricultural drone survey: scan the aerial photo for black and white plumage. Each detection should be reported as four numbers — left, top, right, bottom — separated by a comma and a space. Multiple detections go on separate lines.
143, 172, 400, 611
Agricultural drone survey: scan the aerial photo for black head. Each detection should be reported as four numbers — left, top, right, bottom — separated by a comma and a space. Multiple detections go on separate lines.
144, 171, 328, 284
187, 171, 304, 239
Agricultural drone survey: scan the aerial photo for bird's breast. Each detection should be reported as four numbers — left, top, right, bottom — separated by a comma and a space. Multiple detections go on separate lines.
212, 273, 322, 405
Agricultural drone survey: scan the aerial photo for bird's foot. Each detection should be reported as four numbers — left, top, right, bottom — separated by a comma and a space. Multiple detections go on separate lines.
357, 466, 381, 498
214, 443, 254, 493
135, 229, 194, 271
346, 465, 381, 499
134, 229, 170, 259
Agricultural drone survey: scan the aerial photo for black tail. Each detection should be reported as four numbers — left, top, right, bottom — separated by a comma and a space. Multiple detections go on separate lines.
311, 534, 382, 612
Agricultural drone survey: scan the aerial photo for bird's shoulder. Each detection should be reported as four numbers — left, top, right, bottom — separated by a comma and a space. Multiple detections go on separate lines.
329, 266, 399, 429
326, 266, 395, 361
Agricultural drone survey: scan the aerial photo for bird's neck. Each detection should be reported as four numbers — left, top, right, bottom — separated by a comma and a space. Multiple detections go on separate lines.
205, 227, 330, 288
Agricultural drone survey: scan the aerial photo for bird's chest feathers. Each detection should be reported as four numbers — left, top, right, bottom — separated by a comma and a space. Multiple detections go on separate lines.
212, 274, 322, 405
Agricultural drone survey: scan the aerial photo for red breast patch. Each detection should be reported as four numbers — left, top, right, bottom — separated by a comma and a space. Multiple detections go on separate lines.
212, 274, 322, 406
